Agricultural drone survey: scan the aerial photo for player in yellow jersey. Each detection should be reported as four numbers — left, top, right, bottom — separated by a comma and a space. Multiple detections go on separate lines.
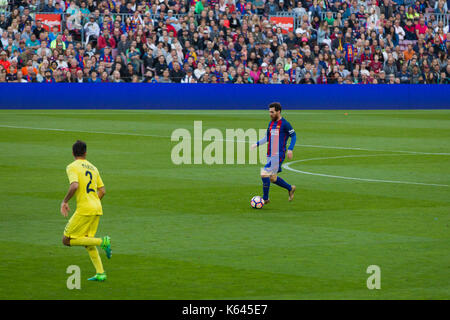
61, 140, 112, 282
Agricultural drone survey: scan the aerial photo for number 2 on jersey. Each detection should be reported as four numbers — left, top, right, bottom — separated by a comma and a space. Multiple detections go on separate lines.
85, 170, 96, 194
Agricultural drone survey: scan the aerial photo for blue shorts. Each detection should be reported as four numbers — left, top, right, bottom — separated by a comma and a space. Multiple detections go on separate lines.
263, 156, 284, 174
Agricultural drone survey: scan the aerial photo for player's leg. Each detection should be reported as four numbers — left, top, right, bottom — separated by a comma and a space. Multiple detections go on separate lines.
63, 215, 106, 281
63, 214, 110, 255
86, 246, 105, 281
68, 237, 102, 246
273, 176, 296, 201
86, 216, 109, 281
271, 158, 296, 201
260, 159, 273, 203
271, 174, 291, 190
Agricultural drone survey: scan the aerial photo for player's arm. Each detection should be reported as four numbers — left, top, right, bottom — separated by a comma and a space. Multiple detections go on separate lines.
61, 182, 78, 217
97, 171, 105, 200
286, 124, 297, 160
251, 127, 270, 150
61, 165, 79, 217
97, 187, 106, 200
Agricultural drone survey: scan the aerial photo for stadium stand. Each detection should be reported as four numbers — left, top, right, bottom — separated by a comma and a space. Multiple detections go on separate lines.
0, 0, 449, 83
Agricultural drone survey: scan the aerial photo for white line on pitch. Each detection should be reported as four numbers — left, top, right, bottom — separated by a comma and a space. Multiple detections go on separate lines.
298, 144, 450, 155
0, 124, 449, 156
0, 124, 168, 138
282, 154, 449, 187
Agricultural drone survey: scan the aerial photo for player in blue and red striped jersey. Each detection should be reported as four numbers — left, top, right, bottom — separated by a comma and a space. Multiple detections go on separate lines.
251, 102, 297, 204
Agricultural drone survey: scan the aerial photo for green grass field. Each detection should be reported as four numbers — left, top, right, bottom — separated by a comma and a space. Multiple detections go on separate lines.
0, 109, 449, 300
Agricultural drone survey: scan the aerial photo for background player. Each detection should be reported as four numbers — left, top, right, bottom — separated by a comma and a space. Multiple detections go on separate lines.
251, 102, 297, 204
61, 140, 112, 282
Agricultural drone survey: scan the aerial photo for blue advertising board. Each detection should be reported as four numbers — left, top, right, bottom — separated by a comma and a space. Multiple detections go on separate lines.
0, 84, 449, 109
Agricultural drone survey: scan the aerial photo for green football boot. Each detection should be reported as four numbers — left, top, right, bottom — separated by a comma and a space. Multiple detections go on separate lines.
87, 273, 107, 282
101, 235, 112, 259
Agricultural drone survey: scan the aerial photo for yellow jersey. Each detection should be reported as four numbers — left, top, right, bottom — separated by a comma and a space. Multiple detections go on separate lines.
66, 159, 104, 216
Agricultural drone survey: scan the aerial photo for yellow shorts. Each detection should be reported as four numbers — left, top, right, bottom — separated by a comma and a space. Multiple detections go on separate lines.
64, 214, 100, 239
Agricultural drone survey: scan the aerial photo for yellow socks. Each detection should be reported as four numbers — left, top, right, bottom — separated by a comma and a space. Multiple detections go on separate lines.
86, 246, 104, 274
69, 237, 102, 247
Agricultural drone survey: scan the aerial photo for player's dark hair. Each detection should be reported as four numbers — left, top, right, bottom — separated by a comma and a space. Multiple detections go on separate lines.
269, 102, 282, 112
72, 140, 87, 157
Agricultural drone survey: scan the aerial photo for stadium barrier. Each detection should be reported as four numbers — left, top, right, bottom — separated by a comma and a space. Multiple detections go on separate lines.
0, 84, 449, 109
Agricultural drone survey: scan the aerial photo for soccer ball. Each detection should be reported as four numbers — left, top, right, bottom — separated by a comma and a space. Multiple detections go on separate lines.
250, 196, 264, 209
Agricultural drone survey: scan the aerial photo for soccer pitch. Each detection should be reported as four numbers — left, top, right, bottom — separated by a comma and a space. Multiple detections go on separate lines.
0, 109, 449, 300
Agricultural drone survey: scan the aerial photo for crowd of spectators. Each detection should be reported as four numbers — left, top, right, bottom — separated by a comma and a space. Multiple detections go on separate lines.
0, 0, 449, 83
